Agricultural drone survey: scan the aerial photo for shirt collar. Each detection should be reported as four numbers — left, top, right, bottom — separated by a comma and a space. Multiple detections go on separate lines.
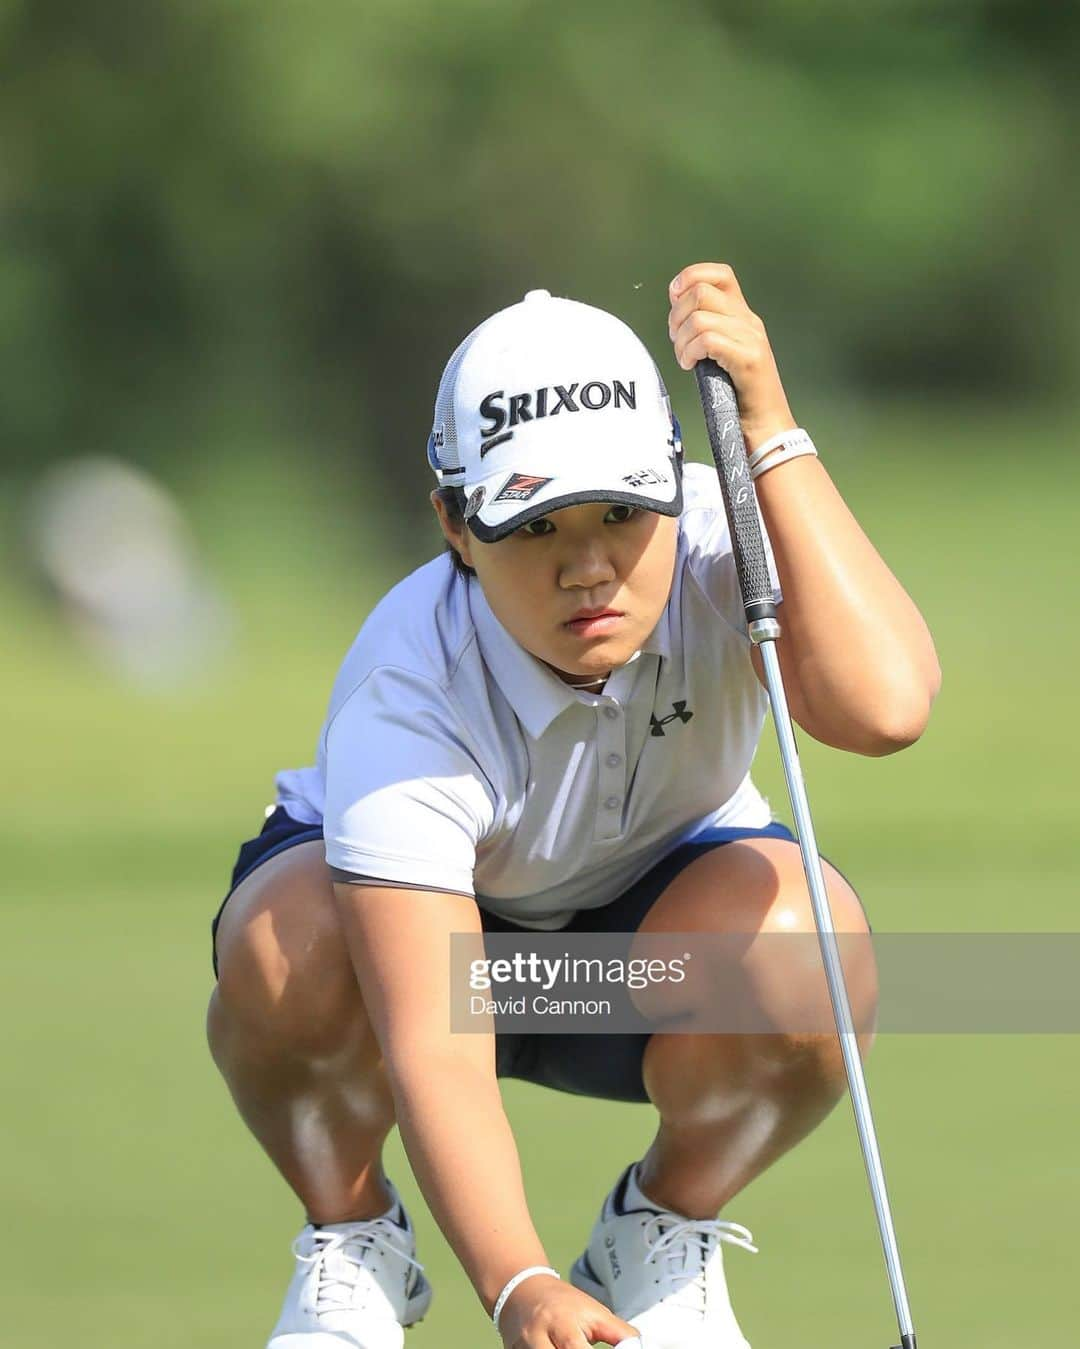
469, 582, 670, 740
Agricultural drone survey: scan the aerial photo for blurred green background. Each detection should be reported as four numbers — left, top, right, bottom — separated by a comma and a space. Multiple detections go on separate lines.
2, 3, 1077, 1346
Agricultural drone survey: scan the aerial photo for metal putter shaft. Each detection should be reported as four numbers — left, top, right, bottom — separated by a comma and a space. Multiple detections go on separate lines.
693, 360, 918, 1349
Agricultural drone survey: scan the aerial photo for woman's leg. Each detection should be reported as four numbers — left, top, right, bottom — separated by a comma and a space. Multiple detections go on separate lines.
633, 837, 878, 1218
206, 841, 397, 1224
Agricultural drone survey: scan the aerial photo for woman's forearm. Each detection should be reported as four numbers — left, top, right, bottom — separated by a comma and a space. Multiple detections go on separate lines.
664, 263, 941, 755
753, 451, 942, 753
388, 1049, 550, 1315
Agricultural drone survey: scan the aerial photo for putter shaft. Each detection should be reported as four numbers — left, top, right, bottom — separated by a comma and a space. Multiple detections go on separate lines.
691, 356, 919, 1349
753, 627, 916, 1349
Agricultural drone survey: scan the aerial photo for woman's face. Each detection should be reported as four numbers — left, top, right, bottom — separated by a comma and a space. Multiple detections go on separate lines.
431, 493, 678, 682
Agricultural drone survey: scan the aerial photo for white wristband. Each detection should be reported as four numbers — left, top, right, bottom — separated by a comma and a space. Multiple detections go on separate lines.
750, 438, 819, 480
745, 427, 809, 472
744, 434, 803, 477
492, 1265, 561, 1333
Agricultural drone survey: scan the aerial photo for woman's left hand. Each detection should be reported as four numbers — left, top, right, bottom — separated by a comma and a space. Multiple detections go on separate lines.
668, 261, 797, 452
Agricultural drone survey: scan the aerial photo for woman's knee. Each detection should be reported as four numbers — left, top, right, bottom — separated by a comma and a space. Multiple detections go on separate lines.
637, 839, 877, 1043
211, 842, 368, 1055
747, 851, 878, 1050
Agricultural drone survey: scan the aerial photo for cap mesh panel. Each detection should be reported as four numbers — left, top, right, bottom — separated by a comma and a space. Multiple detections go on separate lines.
431, 328, 482, 475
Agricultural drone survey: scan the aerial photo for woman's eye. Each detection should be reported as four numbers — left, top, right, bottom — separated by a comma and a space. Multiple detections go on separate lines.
517, 506, 636, 537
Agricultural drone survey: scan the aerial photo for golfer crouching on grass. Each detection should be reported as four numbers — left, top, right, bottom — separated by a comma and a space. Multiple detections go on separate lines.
206, 263, 940, 1349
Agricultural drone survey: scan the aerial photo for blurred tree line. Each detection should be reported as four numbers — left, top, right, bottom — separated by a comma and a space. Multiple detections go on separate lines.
2, 0, 1076, 531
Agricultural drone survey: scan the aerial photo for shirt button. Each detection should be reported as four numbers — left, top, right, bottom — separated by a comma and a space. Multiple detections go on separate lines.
603, 795, 621, 810
605, 753, 622, 768
603, 706, 619, 720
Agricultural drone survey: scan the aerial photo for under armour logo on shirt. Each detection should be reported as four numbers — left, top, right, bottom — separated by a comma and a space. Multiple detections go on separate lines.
650, 700, 694, 736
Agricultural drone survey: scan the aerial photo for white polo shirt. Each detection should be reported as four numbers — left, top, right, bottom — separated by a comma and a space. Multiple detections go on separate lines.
274, 463, 782, 929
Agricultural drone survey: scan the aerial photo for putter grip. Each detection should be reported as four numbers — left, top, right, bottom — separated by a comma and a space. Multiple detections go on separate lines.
693, 358, 778, 625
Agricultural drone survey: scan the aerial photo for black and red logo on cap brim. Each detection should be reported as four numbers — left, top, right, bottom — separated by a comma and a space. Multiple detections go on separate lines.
492, 473, 553, 503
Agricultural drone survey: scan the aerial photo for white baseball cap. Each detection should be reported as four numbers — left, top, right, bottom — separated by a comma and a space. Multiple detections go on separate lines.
427, 289, 683, 543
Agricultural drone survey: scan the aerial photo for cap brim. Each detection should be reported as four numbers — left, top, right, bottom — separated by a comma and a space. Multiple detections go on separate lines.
464, 456, 682, 543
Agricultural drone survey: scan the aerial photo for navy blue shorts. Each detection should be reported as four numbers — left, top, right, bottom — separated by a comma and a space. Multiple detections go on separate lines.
211, 806, 854, 1104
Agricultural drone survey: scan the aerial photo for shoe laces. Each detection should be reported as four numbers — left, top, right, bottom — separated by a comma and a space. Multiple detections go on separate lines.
292, 1216, 426, 1317
642, 1212, 758, 1305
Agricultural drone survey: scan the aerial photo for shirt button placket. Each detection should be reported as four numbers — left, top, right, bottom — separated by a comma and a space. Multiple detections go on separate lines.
596, 701, 626, 841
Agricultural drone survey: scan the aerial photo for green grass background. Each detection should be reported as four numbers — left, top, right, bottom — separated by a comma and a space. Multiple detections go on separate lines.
3, 399, 1077, 1346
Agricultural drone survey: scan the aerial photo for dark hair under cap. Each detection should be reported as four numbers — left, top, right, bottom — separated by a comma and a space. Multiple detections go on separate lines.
434, 486, 476, 578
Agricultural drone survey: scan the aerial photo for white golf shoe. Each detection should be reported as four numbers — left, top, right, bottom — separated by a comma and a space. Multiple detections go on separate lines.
266, 1182, 432, 1348
569, 1162, 758, 1349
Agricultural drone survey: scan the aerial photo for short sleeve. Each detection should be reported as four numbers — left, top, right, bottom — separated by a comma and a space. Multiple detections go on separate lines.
322, 666, 496, 894
679, 462, 783, 634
